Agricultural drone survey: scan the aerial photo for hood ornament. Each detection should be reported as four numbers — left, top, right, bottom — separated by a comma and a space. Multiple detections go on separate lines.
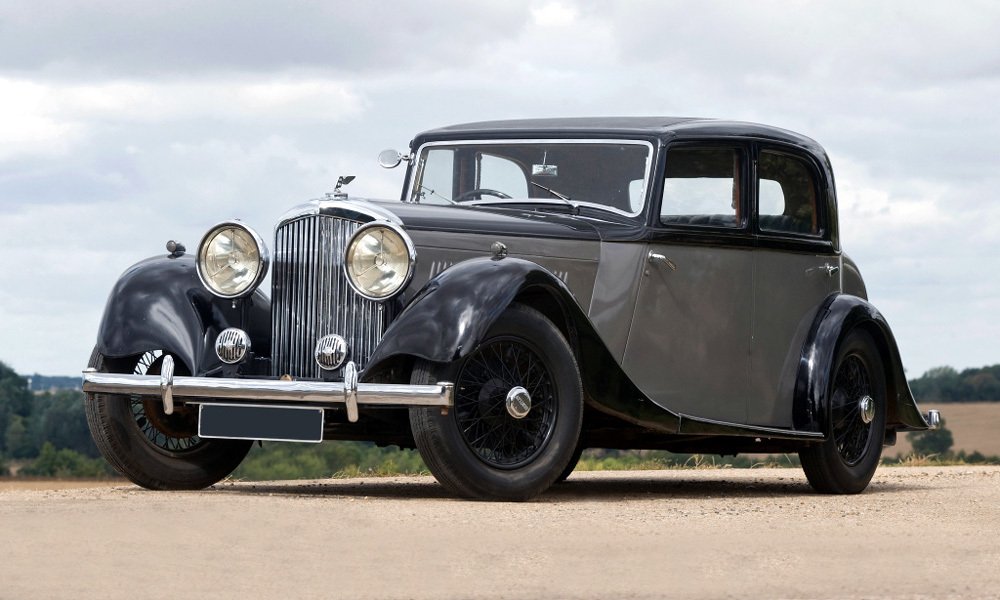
327, 175, 356, 199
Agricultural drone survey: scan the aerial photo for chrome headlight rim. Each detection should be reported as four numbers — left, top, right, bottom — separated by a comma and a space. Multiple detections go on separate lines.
196, 220, 270, 299
343, 221, 416, 302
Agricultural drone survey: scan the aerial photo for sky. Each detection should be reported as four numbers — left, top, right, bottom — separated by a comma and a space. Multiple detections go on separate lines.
0, 0, 998, 378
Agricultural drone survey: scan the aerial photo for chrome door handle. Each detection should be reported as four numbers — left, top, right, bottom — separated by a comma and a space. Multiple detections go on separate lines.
648, 252, 677, 271
823, 264, 840, 277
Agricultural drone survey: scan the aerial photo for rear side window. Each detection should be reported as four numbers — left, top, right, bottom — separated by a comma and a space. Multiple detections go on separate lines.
661, 147, 743, 228
758, 151, 820, 235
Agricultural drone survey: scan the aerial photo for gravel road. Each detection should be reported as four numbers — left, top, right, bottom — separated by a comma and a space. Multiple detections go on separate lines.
2, 466, 998, 599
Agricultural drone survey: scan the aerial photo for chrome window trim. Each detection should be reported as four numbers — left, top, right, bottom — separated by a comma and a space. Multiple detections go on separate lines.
404, 138, 656, 218
196, 220, 270, 299
343, 220, 417, 302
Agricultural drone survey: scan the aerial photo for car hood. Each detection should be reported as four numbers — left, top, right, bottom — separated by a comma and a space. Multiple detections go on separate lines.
366, 199, 604, 241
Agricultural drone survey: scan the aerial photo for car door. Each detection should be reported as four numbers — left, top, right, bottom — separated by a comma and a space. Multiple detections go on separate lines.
748, 145, 841, 427
623, 143, 752, 424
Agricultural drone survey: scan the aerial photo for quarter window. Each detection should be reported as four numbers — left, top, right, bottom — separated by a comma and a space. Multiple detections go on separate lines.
758, 151, 820, 235
661, 147, 743, 228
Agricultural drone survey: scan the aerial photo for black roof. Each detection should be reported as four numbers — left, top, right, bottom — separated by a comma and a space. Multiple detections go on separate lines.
414, 117, 824, 154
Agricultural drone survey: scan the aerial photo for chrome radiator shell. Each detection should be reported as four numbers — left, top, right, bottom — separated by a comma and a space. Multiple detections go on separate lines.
271, 214, 391, 379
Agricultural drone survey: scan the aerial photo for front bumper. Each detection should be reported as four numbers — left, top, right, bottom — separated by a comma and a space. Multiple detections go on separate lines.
82, 356, 453, 423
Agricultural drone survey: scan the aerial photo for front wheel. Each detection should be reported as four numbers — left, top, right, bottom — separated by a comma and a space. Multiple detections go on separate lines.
84, 349, 252, 490
409, 304, 583, 501
799, 329, 887, 494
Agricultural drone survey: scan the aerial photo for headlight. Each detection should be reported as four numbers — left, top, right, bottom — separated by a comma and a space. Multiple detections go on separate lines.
196, 221, 269, 298
344, 222, 415, 300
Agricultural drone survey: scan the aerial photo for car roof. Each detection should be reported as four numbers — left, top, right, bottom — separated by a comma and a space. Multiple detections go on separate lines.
414, 117, 823, 150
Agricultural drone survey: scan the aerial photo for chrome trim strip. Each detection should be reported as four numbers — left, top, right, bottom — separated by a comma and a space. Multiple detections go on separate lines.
83, 369, 454, 410
405, 138, 656, 217
276, 198, 403, 230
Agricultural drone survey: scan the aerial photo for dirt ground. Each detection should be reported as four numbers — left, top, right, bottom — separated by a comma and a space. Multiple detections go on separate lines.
1, 467, 998, 600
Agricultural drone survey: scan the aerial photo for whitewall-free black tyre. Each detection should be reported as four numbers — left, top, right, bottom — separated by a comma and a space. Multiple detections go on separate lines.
409, 304, 583, 501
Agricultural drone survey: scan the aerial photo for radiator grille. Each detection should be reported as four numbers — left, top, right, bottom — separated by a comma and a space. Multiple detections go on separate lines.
271, 215, 390, 379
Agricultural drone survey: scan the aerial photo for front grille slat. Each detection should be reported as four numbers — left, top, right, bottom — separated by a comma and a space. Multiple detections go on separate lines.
271, 215, 393, 379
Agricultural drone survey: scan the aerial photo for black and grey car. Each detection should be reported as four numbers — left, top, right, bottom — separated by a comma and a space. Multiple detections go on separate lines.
83, 117, 940, 500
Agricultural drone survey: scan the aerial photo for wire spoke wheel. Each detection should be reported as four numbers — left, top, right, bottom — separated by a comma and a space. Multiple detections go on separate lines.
830, 355, 873, 466
454, 338, 557, 469
84, 347, 252, 490
408, 303, 583, 501
799, 329, 886, 494
129, 350, 204, 455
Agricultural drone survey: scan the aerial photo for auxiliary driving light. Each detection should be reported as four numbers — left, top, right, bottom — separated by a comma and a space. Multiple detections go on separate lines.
315, 334, 349, 371
215, 328, 251, 364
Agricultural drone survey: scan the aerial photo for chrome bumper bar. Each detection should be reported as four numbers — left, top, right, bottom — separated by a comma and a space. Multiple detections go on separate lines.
82, 356, 453, 423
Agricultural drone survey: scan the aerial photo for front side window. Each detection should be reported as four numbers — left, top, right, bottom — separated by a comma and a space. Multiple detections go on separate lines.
409, 141, 653, 216
661, 146, 744, 228
758, 151, 820, 235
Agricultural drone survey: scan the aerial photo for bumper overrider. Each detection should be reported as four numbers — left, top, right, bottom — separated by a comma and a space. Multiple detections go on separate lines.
82, 356, 453, 424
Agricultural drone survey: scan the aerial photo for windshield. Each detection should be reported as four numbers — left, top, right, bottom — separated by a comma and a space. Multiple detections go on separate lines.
407, 140, 653, 216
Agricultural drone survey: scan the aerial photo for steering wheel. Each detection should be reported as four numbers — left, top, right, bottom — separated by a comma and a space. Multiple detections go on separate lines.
454, 188, 512, 202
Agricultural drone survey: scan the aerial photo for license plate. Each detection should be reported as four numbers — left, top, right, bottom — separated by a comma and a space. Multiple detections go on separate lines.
198, 404, 324, 443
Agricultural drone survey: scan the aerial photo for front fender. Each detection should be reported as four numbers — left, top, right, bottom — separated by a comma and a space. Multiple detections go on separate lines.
794, 294, 930, 433
95, 254, 270, 375
363, 257, 570, 375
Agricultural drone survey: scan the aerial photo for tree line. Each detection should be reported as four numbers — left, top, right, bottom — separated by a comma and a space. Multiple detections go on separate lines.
907, 364, 1000, 403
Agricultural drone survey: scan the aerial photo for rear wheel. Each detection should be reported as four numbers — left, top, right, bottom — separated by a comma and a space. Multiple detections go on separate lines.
799, 329, 887, 494
409, 304, 583, 501
84, 348, 252, 490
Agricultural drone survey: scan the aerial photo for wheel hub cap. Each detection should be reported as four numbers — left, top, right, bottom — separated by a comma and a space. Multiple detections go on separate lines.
505, 386, 532, 419
859, 395, 875, 424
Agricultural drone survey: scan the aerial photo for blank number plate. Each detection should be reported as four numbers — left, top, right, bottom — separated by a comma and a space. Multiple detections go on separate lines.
198, 404, 324, 443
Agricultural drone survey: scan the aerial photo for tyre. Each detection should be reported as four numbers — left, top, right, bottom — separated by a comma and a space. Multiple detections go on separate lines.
555, 444, 585, 483
84, 348, 252, 490
409, 303, 583, 501
799, 329, 887, 494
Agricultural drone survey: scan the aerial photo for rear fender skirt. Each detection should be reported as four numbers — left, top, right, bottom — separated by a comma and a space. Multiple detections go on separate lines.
95, 254, 270, 376
793, 293, 930, 433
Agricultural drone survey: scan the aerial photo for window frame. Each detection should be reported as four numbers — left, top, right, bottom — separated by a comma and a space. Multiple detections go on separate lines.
653, 141, 751, 235
751, 143, 831, 245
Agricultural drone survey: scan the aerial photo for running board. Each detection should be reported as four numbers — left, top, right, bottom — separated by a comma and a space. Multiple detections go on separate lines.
677, 414, 825, 441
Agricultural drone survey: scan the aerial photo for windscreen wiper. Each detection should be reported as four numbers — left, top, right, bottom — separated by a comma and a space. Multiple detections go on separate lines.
529, 181, 578, 213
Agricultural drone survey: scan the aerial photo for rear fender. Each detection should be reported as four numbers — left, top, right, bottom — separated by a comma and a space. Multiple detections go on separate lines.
95, 254, 270, 375
794, 294, 929, 433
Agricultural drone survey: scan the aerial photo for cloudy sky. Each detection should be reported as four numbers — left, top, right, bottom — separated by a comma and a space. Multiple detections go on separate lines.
1, 0, 998, 378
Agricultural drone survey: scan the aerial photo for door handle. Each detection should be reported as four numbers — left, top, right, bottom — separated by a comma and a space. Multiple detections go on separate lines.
822, 264, 840, 277
648, 252, 677, 271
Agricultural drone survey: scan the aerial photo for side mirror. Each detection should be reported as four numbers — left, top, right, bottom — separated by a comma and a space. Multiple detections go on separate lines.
378, 149, 405, 169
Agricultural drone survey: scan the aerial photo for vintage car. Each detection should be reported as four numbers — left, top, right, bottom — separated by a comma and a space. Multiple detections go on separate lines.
83, 117, 940, 500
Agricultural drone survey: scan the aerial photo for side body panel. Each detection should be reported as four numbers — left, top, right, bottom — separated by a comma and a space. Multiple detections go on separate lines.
748, 251, 840, 426
623, 243, 753, 423
586, 242, 647, 362
95, 254, 270, 376
405, 230, 600, 310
